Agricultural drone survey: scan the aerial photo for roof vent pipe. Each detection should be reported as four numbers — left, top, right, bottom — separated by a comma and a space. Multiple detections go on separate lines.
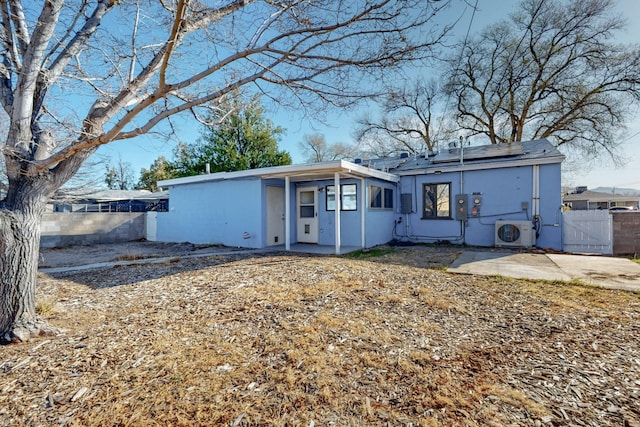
205, 163, 211, 174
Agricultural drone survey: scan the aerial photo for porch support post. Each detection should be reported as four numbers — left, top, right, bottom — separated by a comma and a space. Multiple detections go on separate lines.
334, 172, 341, 255
360, 178, 366, 248
285, 175, 291, 251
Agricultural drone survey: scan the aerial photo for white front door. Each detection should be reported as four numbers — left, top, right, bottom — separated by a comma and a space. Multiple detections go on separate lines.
297, 186, 318, 243
266, 186, 285, 246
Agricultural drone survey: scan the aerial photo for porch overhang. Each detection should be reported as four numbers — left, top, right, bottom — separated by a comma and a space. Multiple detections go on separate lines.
158, 159, 399, 187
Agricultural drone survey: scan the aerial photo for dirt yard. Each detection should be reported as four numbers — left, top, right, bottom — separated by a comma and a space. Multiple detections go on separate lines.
2, 245, 639, 426
37, 241, 235, 269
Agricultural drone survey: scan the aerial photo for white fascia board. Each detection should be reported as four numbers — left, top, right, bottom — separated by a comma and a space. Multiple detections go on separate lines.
395, 156, 565, 177
158, 160, 398, 187
338, 160, 400, 182
158, 166, 285, 187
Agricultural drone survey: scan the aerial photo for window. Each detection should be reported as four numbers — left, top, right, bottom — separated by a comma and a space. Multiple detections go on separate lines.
370, 185, 393, 209
326, 184, 357, 211
423, 183, 451, 219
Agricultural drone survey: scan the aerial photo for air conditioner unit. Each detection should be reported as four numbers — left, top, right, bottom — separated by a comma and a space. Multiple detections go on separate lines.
495, 220, 536, 248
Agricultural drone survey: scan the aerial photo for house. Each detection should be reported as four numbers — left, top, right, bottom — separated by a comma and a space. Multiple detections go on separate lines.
563, 188, 640, 210
156, 139, 565, 253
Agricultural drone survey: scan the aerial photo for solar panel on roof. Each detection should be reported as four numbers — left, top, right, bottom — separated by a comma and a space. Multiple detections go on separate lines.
432, 142, 524, 164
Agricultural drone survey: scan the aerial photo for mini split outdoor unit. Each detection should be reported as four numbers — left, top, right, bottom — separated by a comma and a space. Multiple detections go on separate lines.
495, 220, 536, 248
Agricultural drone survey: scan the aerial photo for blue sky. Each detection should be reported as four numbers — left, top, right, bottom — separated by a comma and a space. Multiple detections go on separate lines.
96, 0, 640, 190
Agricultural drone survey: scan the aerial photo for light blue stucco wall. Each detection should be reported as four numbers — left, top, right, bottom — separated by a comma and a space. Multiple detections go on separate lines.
292, 178, 384, 248
364, 179, 397, 247
156, 176, 395, 249
395, 163, 563, 249
156, 178, 264, 247
316, 179, 362, 247
309, 177, 396, 248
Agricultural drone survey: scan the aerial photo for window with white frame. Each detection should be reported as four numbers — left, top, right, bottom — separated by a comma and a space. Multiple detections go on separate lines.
326, 184, 357, 211
370, 185, 393, 209
422, 182, 451, 218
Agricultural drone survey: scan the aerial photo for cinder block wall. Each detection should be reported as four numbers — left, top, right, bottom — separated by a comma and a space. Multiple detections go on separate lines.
40, 213, 146, 248
612, 212, 640, 256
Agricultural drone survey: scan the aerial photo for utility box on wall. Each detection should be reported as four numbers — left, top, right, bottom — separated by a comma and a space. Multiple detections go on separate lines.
400, 193, 413, 214
455, 194, 468, 220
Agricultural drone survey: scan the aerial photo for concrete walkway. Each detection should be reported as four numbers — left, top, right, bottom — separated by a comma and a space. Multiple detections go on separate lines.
38, 243, 364, 275
38, 248, 264, 274
448, 251, 640, 292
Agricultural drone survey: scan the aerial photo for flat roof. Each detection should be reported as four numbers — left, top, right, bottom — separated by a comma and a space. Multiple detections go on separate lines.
391, 139, 565, 175
158, 159, 399, 187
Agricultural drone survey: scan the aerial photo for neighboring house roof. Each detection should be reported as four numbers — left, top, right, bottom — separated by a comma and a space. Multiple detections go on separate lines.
54, 189, 169, 202
563, 190, 640, 204
158, 159, 399, 188
389, 139, 564, 175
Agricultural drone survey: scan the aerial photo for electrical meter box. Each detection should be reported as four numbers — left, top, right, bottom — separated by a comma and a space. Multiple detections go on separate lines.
455, 194, 468, 220
471, 195, 481, 217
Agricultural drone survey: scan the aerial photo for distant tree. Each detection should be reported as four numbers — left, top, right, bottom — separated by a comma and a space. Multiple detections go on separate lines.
104, 158, 135, 190
446, 0, 640, 155
173, 95, 291, 176
137, 156, 176, 192
299, 133, 357, 163
355, 80, 452, 157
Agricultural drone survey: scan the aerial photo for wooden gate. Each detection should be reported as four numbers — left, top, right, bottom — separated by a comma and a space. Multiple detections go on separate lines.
562, 210, 612, 254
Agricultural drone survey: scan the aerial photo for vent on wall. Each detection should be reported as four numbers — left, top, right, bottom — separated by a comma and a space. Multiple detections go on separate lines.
495, 220, 536, 248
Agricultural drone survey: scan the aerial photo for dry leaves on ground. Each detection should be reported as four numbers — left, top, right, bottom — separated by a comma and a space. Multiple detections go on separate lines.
1, 246, 639, 426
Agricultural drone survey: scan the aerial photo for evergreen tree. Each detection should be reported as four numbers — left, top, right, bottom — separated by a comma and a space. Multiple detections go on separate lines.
173, 95, 291, 176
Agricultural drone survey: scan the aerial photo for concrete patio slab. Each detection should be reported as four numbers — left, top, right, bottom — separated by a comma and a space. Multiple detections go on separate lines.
547, 253, 640, 291
449, 251, 640, 292
449, 251, 571, 281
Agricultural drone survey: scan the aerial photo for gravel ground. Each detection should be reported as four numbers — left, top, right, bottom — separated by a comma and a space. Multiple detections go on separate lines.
1, 245, 638, 426
38, 241, 234, 269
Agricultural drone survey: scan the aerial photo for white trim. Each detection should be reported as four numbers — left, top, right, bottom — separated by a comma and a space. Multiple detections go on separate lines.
285, 176, 290, 251
334, 172, 341, 255
360, 178, 366, 248
158, 159, 398, 187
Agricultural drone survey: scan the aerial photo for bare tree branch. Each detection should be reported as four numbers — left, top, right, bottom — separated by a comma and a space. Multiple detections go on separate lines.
446, 0, 640, 159
356, 80, 454, 155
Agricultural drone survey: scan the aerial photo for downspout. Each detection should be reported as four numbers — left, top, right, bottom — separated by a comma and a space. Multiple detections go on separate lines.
460, 141, 466, 243
532, 165, 541, 238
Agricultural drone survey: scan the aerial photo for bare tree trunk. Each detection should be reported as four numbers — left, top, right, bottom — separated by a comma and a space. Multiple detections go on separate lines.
0, 180, 51, 344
